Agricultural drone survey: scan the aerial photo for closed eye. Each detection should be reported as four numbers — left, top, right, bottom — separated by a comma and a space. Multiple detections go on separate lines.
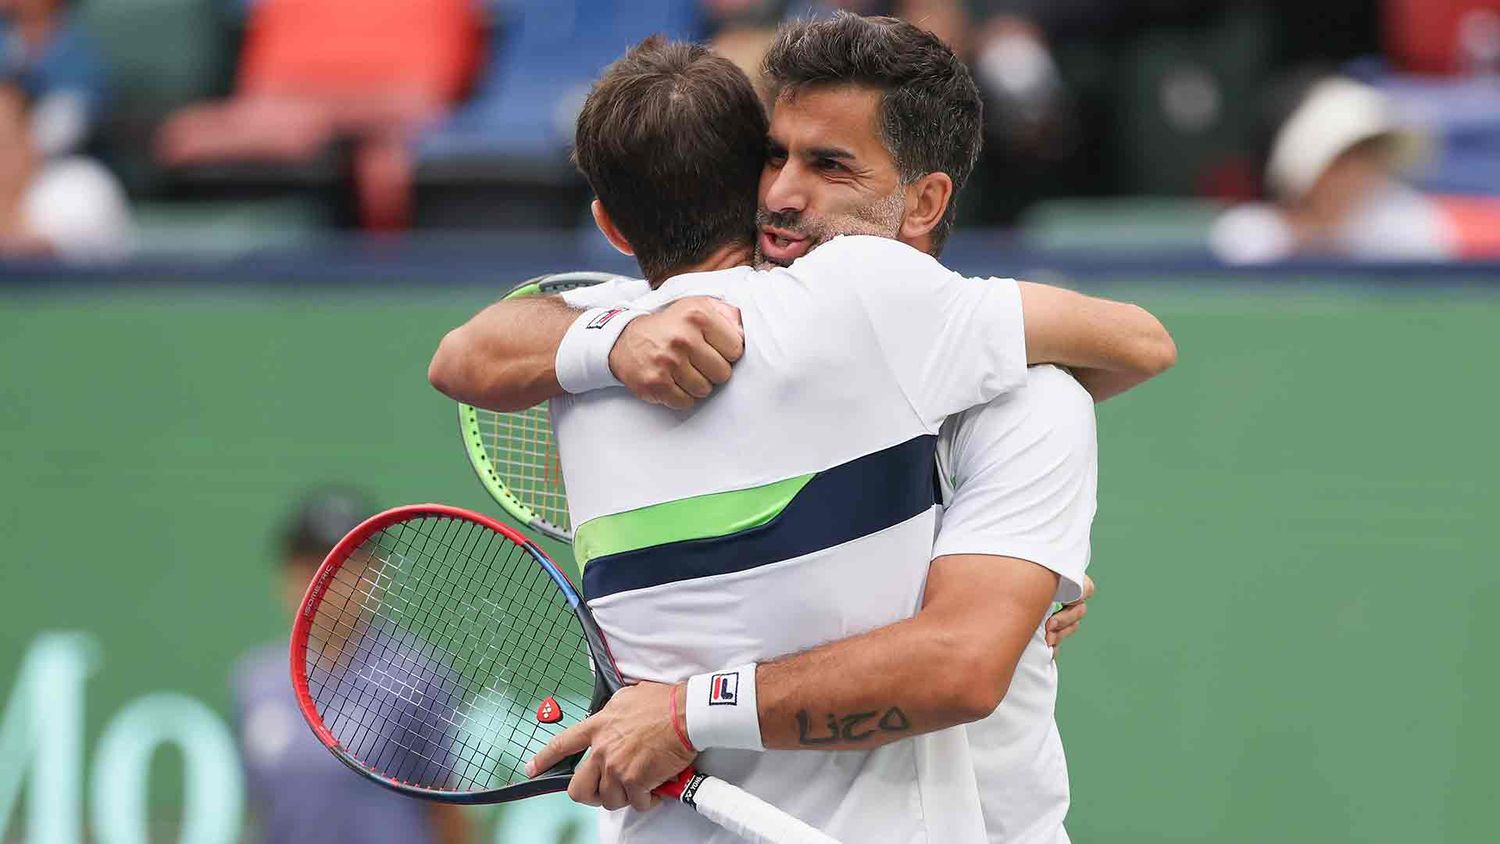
766, 142, 788, 168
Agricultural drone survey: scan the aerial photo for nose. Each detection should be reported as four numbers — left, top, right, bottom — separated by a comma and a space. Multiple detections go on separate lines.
761, 160, 809, 216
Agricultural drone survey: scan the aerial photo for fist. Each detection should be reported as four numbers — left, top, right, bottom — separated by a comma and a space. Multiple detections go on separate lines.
610, 297, 745, 410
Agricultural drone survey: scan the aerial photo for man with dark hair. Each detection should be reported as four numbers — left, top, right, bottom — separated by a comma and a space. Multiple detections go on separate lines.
573, 35, 767, 282
757, 12, 981, 260
433, 23, 1171, 843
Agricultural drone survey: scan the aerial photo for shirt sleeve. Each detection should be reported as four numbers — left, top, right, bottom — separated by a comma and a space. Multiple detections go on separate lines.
557, 276, 652, 309
932, 366, 1097, 603
806, 236, 1028, 426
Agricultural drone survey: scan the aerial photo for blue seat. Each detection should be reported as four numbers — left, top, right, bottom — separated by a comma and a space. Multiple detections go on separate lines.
417, 0, 703, 165
1346, 64, 1500, 196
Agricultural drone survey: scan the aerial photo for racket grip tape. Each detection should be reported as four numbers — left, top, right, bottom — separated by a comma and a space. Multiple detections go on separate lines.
657, 770, 842, 844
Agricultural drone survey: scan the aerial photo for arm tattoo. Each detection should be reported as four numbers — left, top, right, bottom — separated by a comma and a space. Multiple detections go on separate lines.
795, 706, 911, 745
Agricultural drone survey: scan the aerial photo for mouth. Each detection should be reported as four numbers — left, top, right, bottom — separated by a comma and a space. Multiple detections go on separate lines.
758, 226, 813, 266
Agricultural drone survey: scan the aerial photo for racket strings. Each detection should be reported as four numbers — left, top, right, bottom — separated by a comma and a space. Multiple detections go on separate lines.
480, 405, 571, 535
303, 515, 594, 793
312, 525, 581, 789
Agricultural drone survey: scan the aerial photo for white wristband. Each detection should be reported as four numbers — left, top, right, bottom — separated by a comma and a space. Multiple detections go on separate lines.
685, 664, 762, 751
555, 306, 647, 394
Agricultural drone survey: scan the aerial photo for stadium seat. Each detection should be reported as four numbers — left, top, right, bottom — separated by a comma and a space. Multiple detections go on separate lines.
73, 0, 224, 192
1369, 74, 1500, 197
237, 0, 479, 104
155, 0, 483, 229
413, 0, 702, 229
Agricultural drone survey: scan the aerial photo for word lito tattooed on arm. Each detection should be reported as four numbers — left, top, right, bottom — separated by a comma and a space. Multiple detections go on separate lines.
794, 707, 912, 745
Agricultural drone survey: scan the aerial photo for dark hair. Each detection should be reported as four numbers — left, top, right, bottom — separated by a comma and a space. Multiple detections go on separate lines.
279, 487, 375, 561
573, 36, 768, 282
762, 14, 982, 252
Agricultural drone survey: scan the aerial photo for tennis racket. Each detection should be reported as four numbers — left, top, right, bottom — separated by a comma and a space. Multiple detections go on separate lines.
458, 272, 622, 543
291, 504, 839, 843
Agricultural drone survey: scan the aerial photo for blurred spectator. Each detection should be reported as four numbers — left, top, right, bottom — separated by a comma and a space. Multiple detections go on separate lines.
232, 487, 473, 844
1210, 76, 1500, 263
0, 80, 130, 261
156, 0, 482, 230
0, 0, 128, 261
0, 0, 107, 158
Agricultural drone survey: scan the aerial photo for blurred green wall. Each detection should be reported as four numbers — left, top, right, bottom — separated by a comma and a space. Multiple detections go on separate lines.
1, 282, 1495, 842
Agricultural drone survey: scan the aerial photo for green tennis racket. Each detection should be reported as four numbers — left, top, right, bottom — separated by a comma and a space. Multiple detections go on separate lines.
457, 272, 624, 543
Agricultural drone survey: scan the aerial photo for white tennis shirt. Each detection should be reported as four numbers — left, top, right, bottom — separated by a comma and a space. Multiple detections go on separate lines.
935, 365, 1098, 844
558, 255, 1098, 844
550, 235, 1027, 843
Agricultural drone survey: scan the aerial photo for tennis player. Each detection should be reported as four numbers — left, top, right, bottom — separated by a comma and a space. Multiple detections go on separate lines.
430, 24, 1172, 844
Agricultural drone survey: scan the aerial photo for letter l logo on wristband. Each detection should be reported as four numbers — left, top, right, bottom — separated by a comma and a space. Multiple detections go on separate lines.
685, 663, 763, 751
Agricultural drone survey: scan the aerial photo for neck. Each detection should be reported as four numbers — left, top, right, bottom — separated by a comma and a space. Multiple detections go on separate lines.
903, 233, 937, 257
648, 241, 755, 288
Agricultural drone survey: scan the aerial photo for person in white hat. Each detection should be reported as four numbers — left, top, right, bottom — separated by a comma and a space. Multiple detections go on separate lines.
1209, 76, 1452, 263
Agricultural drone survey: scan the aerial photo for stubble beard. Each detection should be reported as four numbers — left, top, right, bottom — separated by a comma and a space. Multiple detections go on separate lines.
754, 190, 907, 269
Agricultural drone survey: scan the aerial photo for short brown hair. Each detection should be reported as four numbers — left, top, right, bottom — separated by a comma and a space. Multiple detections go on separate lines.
574, 36, 768, 281
763, 14, 982, 252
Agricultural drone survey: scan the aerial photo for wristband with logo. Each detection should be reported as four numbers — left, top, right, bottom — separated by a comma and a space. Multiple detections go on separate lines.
555, 306, 646, 394
684, 663, 762, 751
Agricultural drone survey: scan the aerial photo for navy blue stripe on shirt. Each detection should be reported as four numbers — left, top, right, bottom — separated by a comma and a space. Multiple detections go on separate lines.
582, 435, 937, 600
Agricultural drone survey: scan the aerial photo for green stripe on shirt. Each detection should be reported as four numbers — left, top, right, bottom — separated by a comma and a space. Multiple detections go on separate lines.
574, 474, 814, 566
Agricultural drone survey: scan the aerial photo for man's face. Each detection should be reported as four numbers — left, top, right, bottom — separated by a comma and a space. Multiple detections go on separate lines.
757, 85, 909, 267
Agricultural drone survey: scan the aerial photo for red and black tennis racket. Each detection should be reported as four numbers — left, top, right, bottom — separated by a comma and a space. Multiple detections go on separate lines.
290, 504, 838, 843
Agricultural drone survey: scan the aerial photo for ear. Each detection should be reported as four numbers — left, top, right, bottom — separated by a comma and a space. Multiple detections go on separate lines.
591, 199, 635, 257
898, 172, 954, 243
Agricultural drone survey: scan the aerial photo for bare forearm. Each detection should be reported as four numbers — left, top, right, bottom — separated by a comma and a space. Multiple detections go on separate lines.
751, 555, 1056, 750
428, 296, 579, 411
1018, 282, 1177, 401
755, 616, 986, 751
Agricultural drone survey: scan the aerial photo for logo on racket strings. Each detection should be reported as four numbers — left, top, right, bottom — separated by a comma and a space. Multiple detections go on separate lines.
708, 672, 737, 706
536, 696, 562, 724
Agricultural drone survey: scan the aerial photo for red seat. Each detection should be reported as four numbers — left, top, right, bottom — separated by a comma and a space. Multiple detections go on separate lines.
1384, 0, 1497, 75
157, 0, 483, 230
239, 0, 480, 103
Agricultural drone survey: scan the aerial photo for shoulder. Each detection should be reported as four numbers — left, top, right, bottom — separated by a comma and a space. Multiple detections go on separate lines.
556, 274, 651, 309
1015, 365, 1095, 431
945, 366, 1094, 465
796, 234, 946, 276
960, 365, 1091, 431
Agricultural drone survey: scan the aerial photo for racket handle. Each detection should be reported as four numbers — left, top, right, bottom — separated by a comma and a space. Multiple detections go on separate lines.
657, 769, 842, 844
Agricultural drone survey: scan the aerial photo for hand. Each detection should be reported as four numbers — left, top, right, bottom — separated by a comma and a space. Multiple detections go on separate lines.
610, 297, 744, 410
525, 681, 695, 812
1045, 575, 1094, 648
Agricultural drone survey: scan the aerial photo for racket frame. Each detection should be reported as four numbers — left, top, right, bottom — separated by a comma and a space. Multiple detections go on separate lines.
455, 272, 624, 544
289, 503, 622, 804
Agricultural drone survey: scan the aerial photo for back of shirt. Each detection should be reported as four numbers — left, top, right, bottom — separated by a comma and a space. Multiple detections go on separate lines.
550, 235, 1026, 843
934, 366, 1098, 844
